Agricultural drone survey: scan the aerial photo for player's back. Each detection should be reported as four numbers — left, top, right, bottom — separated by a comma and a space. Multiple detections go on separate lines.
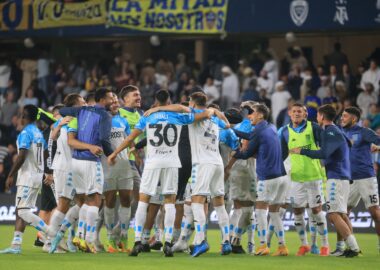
135, 111, 194, 169
188, 110, 225, 166
16, 123, 46, 188
51, 118, 72, 171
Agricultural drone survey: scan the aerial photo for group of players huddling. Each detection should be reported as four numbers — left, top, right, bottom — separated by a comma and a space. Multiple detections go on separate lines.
1, 84, 380, 259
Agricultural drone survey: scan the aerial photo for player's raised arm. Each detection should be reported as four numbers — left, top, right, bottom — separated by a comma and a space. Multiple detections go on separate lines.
144, 104, 191, 116
108, 129, 142, 165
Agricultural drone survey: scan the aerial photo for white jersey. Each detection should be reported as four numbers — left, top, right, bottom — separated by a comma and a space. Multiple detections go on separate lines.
189, 109, 226, 166
135, 111, 194, 169
51, 119, 72, 172
16, 123, 47, 188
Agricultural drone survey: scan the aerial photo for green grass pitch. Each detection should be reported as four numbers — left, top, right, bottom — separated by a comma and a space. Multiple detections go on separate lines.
0, 225, 378, 270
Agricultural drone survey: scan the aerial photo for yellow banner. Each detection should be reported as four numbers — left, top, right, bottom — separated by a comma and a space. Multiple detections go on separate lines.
108, 0, 228, 33
33, 0, 106, 29
0, 0, 30, 31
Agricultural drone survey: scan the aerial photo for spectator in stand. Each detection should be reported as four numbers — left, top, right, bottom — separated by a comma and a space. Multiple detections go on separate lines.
304, 86, 321, 122
288, 65, 303, 101
367, 103, 380, 130
175, 53, 191, 80
361, 59, 380, 94
0, 91, 18, 127
357, 83, 378, 119
114, 61, 133, 91
221, 66, 239, 110
277, 98, 295, 127
262, 49, 279, 95
328, 64, 344, 92
69, 59, 86, 88
249, 50, 264, 76
241, 78, 260, 102
19, 86, 38, 107
300, 69, 313, 102
311, 65, 325, 91
203, 76, 220, 105
258, 89, 271, 110
335, 80, 347, 102
271, 81, 291, 125
37, 51, 51, 95
317, 76, 330, 100
85, 65, 101, 90
257, 70, 273, 98
166, 71, 178, 98
63, 77, 80, 96
322, 86, 341, 112
242, 67, 256, 91
140, 74, 159, 110
0, 58, 11, 96
342, 64, 357, 100
325, 42, 348, 73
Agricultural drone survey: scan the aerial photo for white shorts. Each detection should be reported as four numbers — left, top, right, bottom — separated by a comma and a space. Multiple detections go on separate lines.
103, 160, 135, 192
150, 184, 164, 205
256, 176, 287, 205
290, 180, 324, 209
15, 186, 39, 209
284, 175, 292, 204
326, 179, 350, 214
184, 183, 192, 203
53, 169, 68, 199
140, 168, 178, 196
229, 159, 256, 202
72, 159, 104, 195
191, 163, 224, 198
348, 177, 379, 209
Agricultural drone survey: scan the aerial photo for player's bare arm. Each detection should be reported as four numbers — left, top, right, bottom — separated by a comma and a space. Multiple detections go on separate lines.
108, 129, 142, 165
67, 132, 103, 156
5, 149, 28, 191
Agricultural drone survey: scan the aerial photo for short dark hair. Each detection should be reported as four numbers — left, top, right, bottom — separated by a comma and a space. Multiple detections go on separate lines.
318, 104, 336, 121
344, 106, 361, 121
225, 108, 243, 124
190, 85, 204, 94
23, 105, 39, 122
120, 85, 139, 100
52, 104, 64, 112
252, 104, 270, 120
291, 102, 306, 111
64, 93, 82, 107
190, 92, 207, 107
85, 92, 95, 103
95, 87, 112, 102
155, 90, 170, 104
207, 103, 220, 110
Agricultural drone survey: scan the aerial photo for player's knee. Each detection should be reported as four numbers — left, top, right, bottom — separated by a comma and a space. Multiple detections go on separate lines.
17, 208, 33, 223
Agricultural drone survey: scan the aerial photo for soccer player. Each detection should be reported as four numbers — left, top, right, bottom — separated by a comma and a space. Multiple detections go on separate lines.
48, 94, 87, 253
59, 88, 114, 253
339, 107, 380, 254
290, 104, 361, 257
228, 103, 288, 256
102, 95, 135, 253
278, 103, 329, 256
108, 90, 212, 257
0, 105, 51, 254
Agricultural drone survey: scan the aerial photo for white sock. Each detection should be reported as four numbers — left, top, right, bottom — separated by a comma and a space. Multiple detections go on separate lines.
85, 206, 99, 244
269, 211, 285, 246
118, 206, 131, 238
192, 203, 206, 245
294, 213, 308, 246
337, 240, 346, 250
95, 207, 104, 242
346, 234, 360, 252
215, 205, 230, 243
248, 210, 256, 245
76, 204, 89, 239
104, 207, 116, 240
256, 209, 268, 246
11, 231, 23, 247
179, 204, 193, 242
306, 208, 317, 246
229, 208, 242, 239
48, 210, 65, 238
134, 202, 149, 242
18, 209, 48, 234
234, 207, 251, 244
312, 212, 329, 247
142, 229, 151, 244
68, 220, 77, 242
164, 203, 176, 243
173, 228, 181, 243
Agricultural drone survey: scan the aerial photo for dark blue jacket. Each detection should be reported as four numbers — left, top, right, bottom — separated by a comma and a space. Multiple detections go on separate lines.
233, 120, 286, 180
301, 124, 351, 180
60, 105, 113, 162
343, 125, 380, 180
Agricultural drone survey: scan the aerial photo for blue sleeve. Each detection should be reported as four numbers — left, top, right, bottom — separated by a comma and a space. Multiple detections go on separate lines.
17, 130, 32, 150
53, 119, 61, 129
362, 128, 380, 145
135, 116, 147, 131
42, 138, 48, 150
233, 129, 252, 140
124, 118, 131, 135
311, 122, 323, 145
278, 127, 289, 161
214, 116, 227, 129
301, 129, 342, 159
234, 133, 259, 160
99, 112, 113, 156
172, 112, 194, 125
224, 129, 239, 150
59, 107, 82, 117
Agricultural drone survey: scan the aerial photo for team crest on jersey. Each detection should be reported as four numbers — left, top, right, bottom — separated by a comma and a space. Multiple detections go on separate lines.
290, 0, 309, 26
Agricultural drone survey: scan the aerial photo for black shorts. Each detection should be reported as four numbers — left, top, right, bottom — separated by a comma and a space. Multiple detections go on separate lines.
40, 183, 57, 211
176, 158, 192, 201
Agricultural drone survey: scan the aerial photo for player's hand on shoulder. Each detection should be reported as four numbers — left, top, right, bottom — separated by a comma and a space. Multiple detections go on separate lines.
60, 116, 73, 126
144, 107, 159, 117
